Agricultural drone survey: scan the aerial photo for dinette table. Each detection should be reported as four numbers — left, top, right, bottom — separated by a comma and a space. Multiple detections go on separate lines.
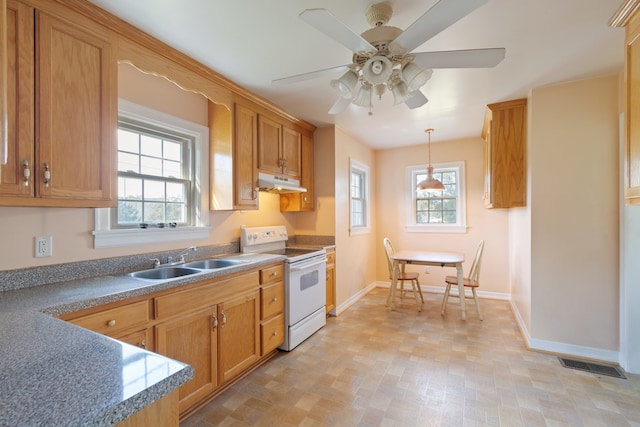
388, 250, 467, 319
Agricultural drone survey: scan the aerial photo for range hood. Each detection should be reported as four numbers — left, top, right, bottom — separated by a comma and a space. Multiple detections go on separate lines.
256, 172, 307, 193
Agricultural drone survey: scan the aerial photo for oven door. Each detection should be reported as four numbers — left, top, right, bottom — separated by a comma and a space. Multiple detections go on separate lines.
285, 254, 327, 325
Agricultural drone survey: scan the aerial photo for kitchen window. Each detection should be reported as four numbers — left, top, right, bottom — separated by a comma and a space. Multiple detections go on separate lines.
93, 100, 209, 248
405, 162, 467, 233
350, 158, 370, 235
116, 121, 191, 227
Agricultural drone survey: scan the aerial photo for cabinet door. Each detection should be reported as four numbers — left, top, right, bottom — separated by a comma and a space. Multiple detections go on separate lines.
218, 290, 260, 383
281, 126, 301, 178
36, 10, 116, 205
325, 249, 336, 315
627, 17, 640, 203
234, 103, 258, 209
155, 306, 218, 413
257, 115, 282, 174
0, 0, 33, 198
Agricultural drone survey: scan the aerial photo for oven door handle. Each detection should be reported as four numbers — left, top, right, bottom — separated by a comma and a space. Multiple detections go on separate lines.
289, 258, 327, 271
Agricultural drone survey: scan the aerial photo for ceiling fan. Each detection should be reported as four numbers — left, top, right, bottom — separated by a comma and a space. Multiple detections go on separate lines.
273, 0, 505, 115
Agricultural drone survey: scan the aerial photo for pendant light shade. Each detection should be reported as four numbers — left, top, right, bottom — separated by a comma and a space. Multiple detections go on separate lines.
417, 128, 445, 191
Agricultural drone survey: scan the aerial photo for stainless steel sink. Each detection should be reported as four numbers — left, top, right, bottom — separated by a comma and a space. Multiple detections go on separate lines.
127, 266, 202, 280
183, 259, 246, 270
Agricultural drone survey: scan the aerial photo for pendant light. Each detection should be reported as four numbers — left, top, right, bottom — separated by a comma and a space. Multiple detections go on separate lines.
416, 128, 445, 191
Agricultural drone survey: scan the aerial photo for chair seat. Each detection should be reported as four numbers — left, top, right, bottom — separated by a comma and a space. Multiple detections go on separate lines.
444, 275, 479, 288
390, 272, 420, 281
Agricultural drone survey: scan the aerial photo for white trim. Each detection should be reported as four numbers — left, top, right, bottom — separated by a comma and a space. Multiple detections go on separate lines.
405, 161, 467, 233
93, 99, 210, 249
510, 300, 619, 365
349, 158, 371, 236
333, 282, 378, 316
92, 226, 210, 249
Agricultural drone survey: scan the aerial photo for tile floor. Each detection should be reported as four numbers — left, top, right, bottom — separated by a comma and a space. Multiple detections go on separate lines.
181, 288, 640, 427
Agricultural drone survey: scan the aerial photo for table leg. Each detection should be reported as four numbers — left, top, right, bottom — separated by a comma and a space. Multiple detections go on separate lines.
386, 260, 399, 310
456, 262, 466, 320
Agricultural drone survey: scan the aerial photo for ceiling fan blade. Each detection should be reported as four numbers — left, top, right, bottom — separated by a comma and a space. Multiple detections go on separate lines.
391, 0, 488, 52
405, 91, 428, 109
299, 8, 376, 53
413, 48, 505, 69
272, 64, 349, 86
328, 97, 351, 115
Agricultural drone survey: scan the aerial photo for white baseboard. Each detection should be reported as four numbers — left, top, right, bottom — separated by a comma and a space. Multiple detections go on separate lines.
332, 282, 378, 316
509, 300, 620, 365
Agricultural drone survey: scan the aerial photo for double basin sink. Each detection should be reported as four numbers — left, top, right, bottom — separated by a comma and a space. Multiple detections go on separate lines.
127, 258, 247, 281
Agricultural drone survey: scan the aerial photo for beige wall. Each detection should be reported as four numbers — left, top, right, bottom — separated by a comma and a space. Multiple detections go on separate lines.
375, 137, 511, 295
525, 74, 620, 351
333, 126, 378, 307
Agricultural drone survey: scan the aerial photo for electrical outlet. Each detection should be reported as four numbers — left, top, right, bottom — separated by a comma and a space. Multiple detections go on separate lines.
35, 236, 52, 258
424, 266, 430, 274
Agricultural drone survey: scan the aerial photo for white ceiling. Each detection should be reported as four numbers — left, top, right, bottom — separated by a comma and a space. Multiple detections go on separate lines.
88, 0, 625, 149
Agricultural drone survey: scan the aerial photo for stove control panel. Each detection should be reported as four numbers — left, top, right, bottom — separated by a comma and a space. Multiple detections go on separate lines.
240, 225, 288, 250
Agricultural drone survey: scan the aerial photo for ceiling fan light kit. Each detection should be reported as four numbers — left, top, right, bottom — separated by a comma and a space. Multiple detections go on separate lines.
282, 0, 505, 115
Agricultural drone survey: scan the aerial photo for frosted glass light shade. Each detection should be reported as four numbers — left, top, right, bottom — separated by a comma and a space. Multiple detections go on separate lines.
353, 85, 373, 107
392, 81, 410, 105
330, 70, 358, 98
402, 63, 433, 92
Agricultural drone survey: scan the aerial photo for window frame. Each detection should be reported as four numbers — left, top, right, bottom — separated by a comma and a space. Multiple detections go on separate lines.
405, 161, 467, 233
349, 158, 371, 236
93, 99, 210, 248
114, 118, 194, 228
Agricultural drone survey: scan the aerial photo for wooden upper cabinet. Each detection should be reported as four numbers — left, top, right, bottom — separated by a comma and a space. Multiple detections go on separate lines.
281, 125, 301, 178
280, 131, 314, 212
481, 98, 527, 209
234, 102, 258, 209
0, 0, 117, 207
257, 115, 301, 179
611, 2, 640, 204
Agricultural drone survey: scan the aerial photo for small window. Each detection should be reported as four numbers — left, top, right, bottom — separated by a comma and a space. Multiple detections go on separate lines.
350, 158, 370, 235
406, 162, 467, 233
116, 121, 193, 227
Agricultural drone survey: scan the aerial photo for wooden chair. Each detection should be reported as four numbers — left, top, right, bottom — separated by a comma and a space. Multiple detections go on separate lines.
383, 237, 424, 308
441, 240, 485, 320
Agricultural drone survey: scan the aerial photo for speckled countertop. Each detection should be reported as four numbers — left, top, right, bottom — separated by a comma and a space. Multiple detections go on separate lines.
0, 252, 284, 426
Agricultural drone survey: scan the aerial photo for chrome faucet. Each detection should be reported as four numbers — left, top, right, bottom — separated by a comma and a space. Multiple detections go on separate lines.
172, 246, 197, 265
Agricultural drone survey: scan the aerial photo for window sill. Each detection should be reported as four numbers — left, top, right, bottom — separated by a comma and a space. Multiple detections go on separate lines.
93, 226, 210, 249
405, 224, 467, 234
349, 226, 371, 236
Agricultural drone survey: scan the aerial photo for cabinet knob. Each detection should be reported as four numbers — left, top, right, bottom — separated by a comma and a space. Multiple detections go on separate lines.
106, 319, 116, 327
139, 339, 146, 349
272, 331, 278, 336
22, 160, 30, 186
221, 311, 227, 326
272, 297, 277, 302
270, 271, 277, 277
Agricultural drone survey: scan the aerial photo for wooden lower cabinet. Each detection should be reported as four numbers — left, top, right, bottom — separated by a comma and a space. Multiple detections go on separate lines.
218, 290, 260, 383
63, 263, 284, 420
155, 306, 218, 413
325, 248, 336, 315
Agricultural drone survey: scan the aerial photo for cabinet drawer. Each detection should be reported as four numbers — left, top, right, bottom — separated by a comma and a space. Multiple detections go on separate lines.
155, 283, 218, 320
70, 300, 149, 336
260, 264, 283, 285
261, 281, 284, 319
261, 313, 284, 355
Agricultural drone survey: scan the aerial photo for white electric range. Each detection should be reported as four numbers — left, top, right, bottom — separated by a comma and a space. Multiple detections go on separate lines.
240, 225, 326, 351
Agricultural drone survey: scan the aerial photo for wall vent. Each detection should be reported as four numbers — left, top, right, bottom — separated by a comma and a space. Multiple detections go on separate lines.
558, 357, 627, 379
